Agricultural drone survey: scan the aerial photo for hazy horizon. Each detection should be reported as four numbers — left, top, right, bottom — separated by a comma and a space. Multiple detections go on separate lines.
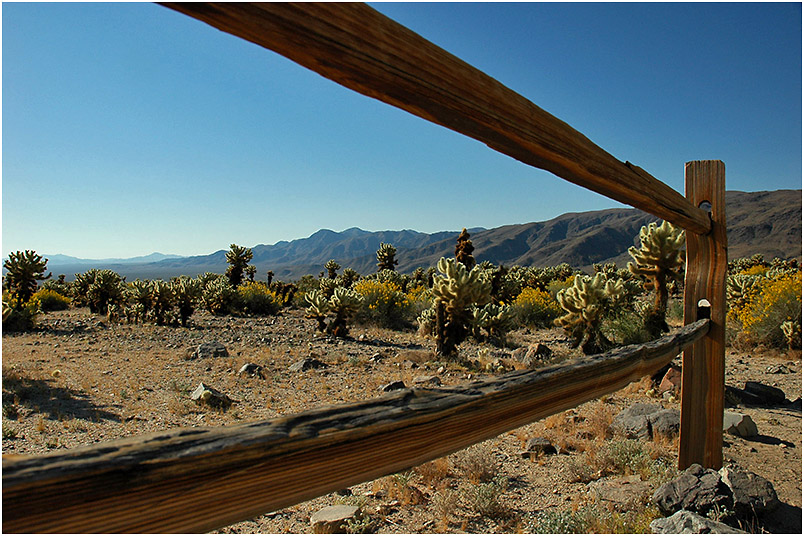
3, 2, 802, 259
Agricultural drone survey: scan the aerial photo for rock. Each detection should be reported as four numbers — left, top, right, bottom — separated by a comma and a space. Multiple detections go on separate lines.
610, 403, 663, 440
190, 382, 233, 410
725, 385, 762, 406
238, 363, 265, 379
718, 467, 780, 517
590, 475, 653, 511
743, 381, 787, 406
648, 409, 681, 438
650, 510, 746, 534
723, 412, 758, 438
765, 364, 791, 374
658, 365, 682, 394
413, 375, 441, 386
289, 357, 327, 372
380, 380, 406, 392
520, 437, 557, 457
192, 341, 228, 359
310, 505, 360, 533
401, 360, 419, 370
652, 464, 733, 517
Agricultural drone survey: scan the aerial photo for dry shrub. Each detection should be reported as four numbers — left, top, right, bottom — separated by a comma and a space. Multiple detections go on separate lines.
415, 457, 453, 489
431, 488, 459, 531
374, 471, 426, 506
455, 446, 498, 483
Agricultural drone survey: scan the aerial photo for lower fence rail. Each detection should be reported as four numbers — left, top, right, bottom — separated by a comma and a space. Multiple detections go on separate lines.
3, 319, 708, 534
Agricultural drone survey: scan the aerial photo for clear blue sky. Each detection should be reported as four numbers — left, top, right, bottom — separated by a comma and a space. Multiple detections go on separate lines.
3, 1, 801, 259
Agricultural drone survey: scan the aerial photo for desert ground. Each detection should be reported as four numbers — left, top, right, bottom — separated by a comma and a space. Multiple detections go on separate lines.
2, 307, 801, 533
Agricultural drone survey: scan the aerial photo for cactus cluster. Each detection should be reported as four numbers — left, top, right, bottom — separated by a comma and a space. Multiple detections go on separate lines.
555, 273, 625, 354
225, 244, 254, 288
376, 243, 398, 272
455, 228, 476, 269
3, 250, 52, 306
304, 286, 363, 337
627, 220, 686, 337
430, 257, 491, 356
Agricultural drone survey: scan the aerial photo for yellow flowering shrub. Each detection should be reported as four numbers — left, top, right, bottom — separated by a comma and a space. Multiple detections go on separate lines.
32, 288, 71, 311
730, 271, 802, 348
740, 265, 768, 277
353, 279, 413, 329
237, 282, 281, 315
513, 287, 563, 328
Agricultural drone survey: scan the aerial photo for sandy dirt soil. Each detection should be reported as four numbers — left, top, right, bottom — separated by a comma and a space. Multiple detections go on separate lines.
2, 307, 801, 533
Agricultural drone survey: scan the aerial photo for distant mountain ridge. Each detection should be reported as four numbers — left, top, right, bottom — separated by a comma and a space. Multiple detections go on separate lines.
31, 190, 801, 281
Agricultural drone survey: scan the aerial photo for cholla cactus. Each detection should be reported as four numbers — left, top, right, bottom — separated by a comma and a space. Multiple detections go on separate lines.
304, 287, 363, 337
471, 302, 516, 343
77, 269, 125, 315
319, 277, 338, 299
555, 273, 625, 355
225, 244, 254, 288
726, 274, 761, 309
149, 280, 174, 326
202, 275, 237, 315
171, 276, 202, 327
455, 228, 476, 269
781, 320, 802, 350
328, 287, 363, 337
376, 243, 398, 272
628, 221, 686, 337
336, 267, 361, 289
325, 260, 341, 279
432, 257, 492, 356
304, 289, 330, 332
125, 279, 153, 324
3, 250, 51, 305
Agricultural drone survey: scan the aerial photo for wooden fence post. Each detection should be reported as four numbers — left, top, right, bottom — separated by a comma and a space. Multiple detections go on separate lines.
680, 160, 727, 469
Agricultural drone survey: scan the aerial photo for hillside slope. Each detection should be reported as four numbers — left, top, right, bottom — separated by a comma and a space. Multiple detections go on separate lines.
39, 190, 800, 280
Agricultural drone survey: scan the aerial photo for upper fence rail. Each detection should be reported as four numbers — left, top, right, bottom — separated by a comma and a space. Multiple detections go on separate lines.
160, 2, 712, 235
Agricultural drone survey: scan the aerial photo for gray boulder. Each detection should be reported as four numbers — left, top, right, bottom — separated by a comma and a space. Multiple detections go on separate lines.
723, 412, 758, 438
192, 341, 228, 359
652, 464, 734, 517
650, 510, 746, 534
190, 382, 233, 410
238, 363, 265, 379
520, 437, 557, 457
610, 403, 680, 440
719, 467, 780, 517
310, 505, 360, 534
590, 474, 653, 511
743, 381, 787, 406
413, 375, 441, 386
380, 380, 406, 392
289, 357, 328, 372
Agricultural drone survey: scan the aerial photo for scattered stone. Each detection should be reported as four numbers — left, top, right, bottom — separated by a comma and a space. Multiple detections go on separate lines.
368, 353, 383, 363
743, 381, 787, 406
522, 343, 552, 366
380, 380, 406, 392
725, 385, 763, 406
658, 365, 682, 394
650, 510, 746, 534
652, 464, 734, 518
190, 382, 233, 410
610, 403, 680, 440
723, 412, 758, 438
289, 357, 327, 372
520, 437, 557, 458
413, 375, 441, 386
310, 505, 360, 534
590, 475, 652, 511
335, 488, 352, 496
401, 360, 419, 370
719, 467, 780, 517
191, 341, 228, 359
238, 363, 265, 379
765, 364, 791, 374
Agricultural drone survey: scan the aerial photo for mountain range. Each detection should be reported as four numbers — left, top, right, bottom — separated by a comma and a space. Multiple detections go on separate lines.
25, 189, 802, 282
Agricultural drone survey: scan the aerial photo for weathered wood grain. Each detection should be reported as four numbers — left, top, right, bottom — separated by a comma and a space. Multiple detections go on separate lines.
3, 320, 707, 533
680, 161, 727, 470
159, 2, 711, 235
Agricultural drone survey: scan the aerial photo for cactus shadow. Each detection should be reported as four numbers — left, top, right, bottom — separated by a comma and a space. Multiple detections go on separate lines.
3, 376, 121, 422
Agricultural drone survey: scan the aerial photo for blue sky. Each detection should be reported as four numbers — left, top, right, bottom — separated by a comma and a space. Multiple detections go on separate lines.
3, 1, 801, 259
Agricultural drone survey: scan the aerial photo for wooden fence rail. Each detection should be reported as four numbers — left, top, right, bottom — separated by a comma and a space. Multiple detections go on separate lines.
3, 320, 708, 534
3, 3, 726, 533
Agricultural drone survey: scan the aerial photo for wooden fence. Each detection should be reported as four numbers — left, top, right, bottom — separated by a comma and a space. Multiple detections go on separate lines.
2, 3, 726, 533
